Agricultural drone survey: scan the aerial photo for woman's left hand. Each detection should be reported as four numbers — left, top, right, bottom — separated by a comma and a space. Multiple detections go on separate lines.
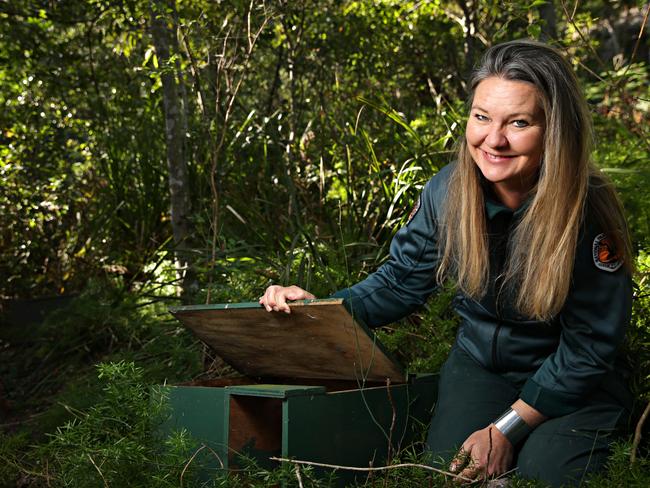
449, 425, 513, 482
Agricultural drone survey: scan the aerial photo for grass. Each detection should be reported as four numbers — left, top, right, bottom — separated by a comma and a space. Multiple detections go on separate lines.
2, 268, 650, 487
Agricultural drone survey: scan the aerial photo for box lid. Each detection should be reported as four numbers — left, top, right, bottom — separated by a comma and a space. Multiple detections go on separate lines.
170, 299, 405, 383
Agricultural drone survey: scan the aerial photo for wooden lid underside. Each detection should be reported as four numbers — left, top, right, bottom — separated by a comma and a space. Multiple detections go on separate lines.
171, 300, 405, 383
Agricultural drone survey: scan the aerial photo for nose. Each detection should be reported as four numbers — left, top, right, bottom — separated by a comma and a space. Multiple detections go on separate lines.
485, 124, 508, 149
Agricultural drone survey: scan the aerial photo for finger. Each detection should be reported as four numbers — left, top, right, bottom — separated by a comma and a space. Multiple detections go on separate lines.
275, 290, 290, 313
284, 286, 315, 302
263, 286, 280, 312
458, 465, 480, 483
284, 288, 302, 301
259, 290, 269, 310
260, 285, 316, 313
270, 287, 284, 312
485, 457, 501, 477
486, 455, 510, 478
454, 448, 483, 483
282, 286, 316, 312
449, 448, 469, 473
293, 287, 315, 300
259, 289, 270, 304
458, 456, 483, 482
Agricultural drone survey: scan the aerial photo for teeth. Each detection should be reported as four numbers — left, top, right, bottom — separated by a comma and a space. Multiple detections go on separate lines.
483, 150, 513, 160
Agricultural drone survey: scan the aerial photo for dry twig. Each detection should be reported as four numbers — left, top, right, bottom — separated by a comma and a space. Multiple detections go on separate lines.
559, 0, 608, 73
632, 400, 650, 464
385, 377, 397, 467
295, 465, 304, 488
269, 456, 474, 483
87, 453, 109, 488
614, 3, 649, 88
180, 444, 225, 487
206, 1, 272, 304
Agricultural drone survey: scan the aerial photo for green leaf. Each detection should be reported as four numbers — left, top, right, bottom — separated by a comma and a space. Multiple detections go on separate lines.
527, 23, 542, 39
143, 47, 154, 67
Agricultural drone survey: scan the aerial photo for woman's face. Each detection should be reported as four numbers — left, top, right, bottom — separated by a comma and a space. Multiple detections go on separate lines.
466, 76, 545, 208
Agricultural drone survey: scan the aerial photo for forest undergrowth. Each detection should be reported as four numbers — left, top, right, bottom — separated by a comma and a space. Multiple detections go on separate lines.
2, 0, 650, 486
1, 255, 650, 487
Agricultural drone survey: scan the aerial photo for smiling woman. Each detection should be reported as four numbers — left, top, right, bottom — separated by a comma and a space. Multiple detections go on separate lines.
260, 40, 633, 487
466, 77, 545, 209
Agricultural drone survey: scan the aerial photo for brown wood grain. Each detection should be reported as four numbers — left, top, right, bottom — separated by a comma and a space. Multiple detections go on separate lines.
172, 301, 405, 383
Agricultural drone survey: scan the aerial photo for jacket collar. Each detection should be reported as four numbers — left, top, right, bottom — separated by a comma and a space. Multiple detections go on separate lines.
484, 191, 532, 220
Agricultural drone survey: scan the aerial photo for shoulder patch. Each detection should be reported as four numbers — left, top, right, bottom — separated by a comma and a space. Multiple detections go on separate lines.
407, 195, 421, 224
592, 233, 623, 272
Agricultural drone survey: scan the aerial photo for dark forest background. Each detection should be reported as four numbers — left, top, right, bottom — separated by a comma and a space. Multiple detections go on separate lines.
1, 0, 649, 486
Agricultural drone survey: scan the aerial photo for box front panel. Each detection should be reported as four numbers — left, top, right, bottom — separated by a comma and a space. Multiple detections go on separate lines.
158, 386, 229, 476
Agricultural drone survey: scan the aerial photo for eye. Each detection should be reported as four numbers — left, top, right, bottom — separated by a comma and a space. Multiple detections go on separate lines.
473, 113, 489, 122
512, 119, 529, 128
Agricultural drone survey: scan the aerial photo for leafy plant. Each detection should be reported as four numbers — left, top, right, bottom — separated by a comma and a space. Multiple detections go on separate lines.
47, 361, 202, 487
377, 283, 460, 373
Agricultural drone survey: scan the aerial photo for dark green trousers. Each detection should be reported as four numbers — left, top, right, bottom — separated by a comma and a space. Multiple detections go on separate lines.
426, 347, 630, 487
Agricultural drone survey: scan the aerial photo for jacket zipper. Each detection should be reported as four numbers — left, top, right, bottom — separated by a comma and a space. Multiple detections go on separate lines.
491, 217, 510, 371
491, 281, 504, 370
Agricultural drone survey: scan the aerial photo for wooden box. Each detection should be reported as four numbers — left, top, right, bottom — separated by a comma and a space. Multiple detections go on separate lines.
160, 299, 437, 483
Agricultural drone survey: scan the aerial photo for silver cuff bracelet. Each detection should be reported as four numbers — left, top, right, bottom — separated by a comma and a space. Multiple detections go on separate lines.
493, 408, 532, 446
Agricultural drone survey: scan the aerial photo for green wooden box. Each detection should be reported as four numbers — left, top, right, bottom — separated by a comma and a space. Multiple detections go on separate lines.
161, 299, 438, 484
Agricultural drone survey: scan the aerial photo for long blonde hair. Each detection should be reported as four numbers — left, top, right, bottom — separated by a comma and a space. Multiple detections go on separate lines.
437, 40, 632, 321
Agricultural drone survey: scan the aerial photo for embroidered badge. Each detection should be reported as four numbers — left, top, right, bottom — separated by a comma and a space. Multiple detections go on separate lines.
407, 196, 421, 224
592, 233, 623, 272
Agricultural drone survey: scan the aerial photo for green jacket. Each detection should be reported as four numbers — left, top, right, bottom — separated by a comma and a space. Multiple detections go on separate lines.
334, 163, 632, 417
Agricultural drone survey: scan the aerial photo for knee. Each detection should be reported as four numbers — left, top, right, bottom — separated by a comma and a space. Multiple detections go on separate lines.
516, 431, 612, 487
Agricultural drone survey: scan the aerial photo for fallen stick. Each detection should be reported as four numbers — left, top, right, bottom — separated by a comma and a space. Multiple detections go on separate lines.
269, 456, 475, 483
632, 399, 650, 464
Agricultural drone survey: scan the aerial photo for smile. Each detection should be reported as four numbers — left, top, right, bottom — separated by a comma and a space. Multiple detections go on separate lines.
480, 149, 516, 162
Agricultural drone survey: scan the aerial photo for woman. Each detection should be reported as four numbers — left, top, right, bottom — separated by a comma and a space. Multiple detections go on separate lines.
259, 40, 633, 486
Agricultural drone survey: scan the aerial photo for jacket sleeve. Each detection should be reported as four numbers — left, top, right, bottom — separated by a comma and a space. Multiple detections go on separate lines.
332, 176, 443, 328
520, 224, 633, 417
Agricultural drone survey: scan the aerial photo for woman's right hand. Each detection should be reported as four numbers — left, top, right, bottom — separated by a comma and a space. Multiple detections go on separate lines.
259, 285, 315, 313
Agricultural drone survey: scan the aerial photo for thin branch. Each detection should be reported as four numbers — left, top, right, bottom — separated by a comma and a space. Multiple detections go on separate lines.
45, 458, 51, 488
179, 27, 209, 118
247, 0, 253, 52
87, 453, 109, 488
206, 2, 272, 303
269, 457, 474, 482
571, 0, 579, 21
380, 326, 429, 341
295, 465, 305, 488
385, 378, 397, 467
614, 4, 650, 88
0, 453, 53, 484
559, 0, 608, 73
180, 444, 225, 487
632, 400, 650, 464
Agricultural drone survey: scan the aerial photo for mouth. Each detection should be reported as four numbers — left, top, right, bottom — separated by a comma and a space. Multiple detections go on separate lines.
480, 149, 516, 162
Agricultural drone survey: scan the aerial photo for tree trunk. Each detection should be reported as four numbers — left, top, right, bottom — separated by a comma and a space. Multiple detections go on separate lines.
538, 1, 558, 41
456, 0, 479, 80
150, 0, 197, 300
